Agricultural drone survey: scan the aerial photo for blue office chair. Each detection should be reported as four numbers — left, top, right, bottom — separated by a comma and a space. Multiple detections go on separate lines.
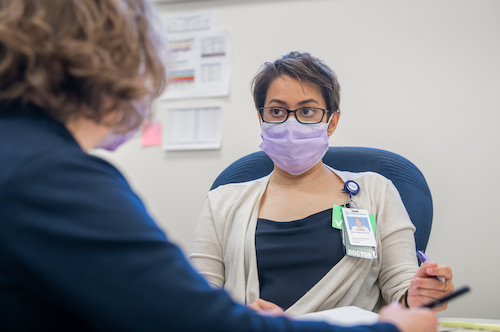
210, 147, 433, 252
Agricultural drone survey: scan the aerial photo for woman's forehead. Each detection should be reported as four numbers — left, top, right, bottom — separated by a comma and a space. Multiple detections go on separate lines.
265, 75, 324, 106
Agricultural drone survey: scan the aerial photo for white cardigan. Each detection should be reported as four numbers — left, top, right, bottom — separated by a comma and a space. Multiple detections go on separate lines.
190, 166, 419, 316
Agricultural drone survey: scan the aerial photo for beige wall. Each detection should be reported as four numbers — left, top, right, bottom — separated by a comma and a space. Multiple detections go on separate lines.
95, 0, 500, 319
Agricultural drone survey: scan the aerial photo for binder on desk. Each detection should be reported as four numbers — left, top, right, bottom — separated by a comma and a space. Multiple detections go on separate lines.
439, 320, 500, 331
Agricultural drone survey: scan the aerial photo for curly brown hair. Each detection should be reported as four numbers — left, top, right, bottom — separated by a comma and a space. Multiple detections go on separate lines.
252, 51, 340, 119
0, 0, 167, 131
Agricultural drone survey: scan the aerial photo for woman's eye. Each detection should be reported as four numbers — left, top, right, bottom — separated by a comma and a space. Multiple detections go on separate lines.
271, 108, 284, 116
300, 108, 316, 117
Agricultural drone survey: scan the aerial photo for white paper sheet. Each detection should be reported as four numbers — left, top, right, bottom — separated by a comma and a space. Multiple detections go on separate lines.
163, 106, 221, 150
160, 28, 231, 100
295, 306, 379, 327
162, 11, 216, 34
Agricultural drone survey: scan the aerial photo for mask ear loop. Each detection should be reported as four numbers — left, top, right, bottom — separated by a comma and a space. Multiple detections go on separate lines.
326, 112, 334, 124
325, 110, 339, 135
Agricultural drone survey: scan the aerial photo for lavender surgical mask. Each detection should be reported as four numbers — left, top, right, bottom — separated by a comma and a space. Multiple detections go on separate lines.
96, 128, 139, 151
260, 118, 330, 175
96, 100, 148, 151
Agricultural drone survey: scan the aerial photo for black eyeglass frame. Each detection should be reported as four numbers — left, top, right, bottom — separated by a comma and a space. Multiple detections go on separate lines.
258, 106, 330, 124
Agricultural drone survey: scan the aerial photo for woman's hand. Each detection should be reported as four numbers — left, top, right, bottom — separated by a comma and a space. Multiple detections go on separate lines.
407, 260, 454, 311
248, 299, 286, 316
379, 302, 438, 332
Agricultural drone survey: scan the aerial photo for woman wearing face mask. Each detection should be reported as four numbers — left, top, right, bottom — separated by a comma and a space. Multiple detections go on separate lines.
190, 51, 454, 317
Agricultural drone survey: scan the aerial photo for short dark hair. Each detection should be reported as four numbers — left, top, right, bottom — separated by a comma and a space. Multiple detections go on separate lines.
251, 51, 340, 118
0, 0, 167, 132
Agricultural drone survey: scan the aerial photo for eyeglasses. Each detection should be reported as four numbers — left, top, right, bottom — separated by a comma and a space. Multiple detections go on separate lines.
258, 107, 329, 124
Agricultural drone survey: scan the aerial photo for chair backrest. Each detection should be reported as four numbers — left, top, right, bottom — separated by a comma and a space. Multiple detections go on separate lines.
210, 146, 433, 252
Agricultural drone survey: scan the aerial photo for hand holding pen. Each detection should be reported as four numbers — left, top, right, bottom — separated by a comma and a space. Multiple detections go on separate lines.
417, 251, 446, 283
405, 250, 454, 311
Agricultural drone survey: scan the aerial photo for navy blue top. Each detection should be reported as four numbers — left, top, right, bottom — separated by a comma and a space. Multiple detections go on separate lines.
0, 101, 398, 332
256, 209, 345, 310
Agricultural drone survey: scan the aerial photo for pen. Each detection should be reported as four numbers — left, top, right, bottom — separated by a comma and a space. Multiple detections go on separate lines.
416, 250, 446, 283
422, 285, 470, 309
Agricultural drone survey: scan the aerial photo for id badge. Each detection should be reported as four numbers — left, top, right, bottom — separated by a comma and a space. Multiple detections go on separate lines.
342, 208, 377, 259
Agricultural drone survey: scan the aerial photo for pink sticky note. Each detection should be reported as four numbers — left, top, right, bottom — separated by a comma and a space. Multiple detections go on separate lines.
141, 121, 162, 147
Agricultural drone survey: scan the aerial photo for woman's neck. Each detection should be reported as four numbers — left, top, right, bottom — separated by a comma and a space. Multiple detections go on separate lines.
270, 162, 332, 188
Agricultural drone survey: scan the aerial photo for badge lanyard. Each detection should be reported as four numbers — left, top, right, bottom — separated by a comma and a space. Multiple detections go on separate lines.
336, 180, 378, 259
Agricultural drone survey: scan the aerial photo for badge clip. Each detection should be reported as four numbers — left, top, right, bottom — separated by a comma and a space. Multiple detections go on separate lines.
342, 180, 360, 208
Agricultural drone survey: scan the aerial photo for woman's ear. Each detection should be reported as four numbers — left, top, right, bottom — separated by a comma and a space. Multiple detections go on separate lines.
258, 111, 263, 128
327, 112, 340, 136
